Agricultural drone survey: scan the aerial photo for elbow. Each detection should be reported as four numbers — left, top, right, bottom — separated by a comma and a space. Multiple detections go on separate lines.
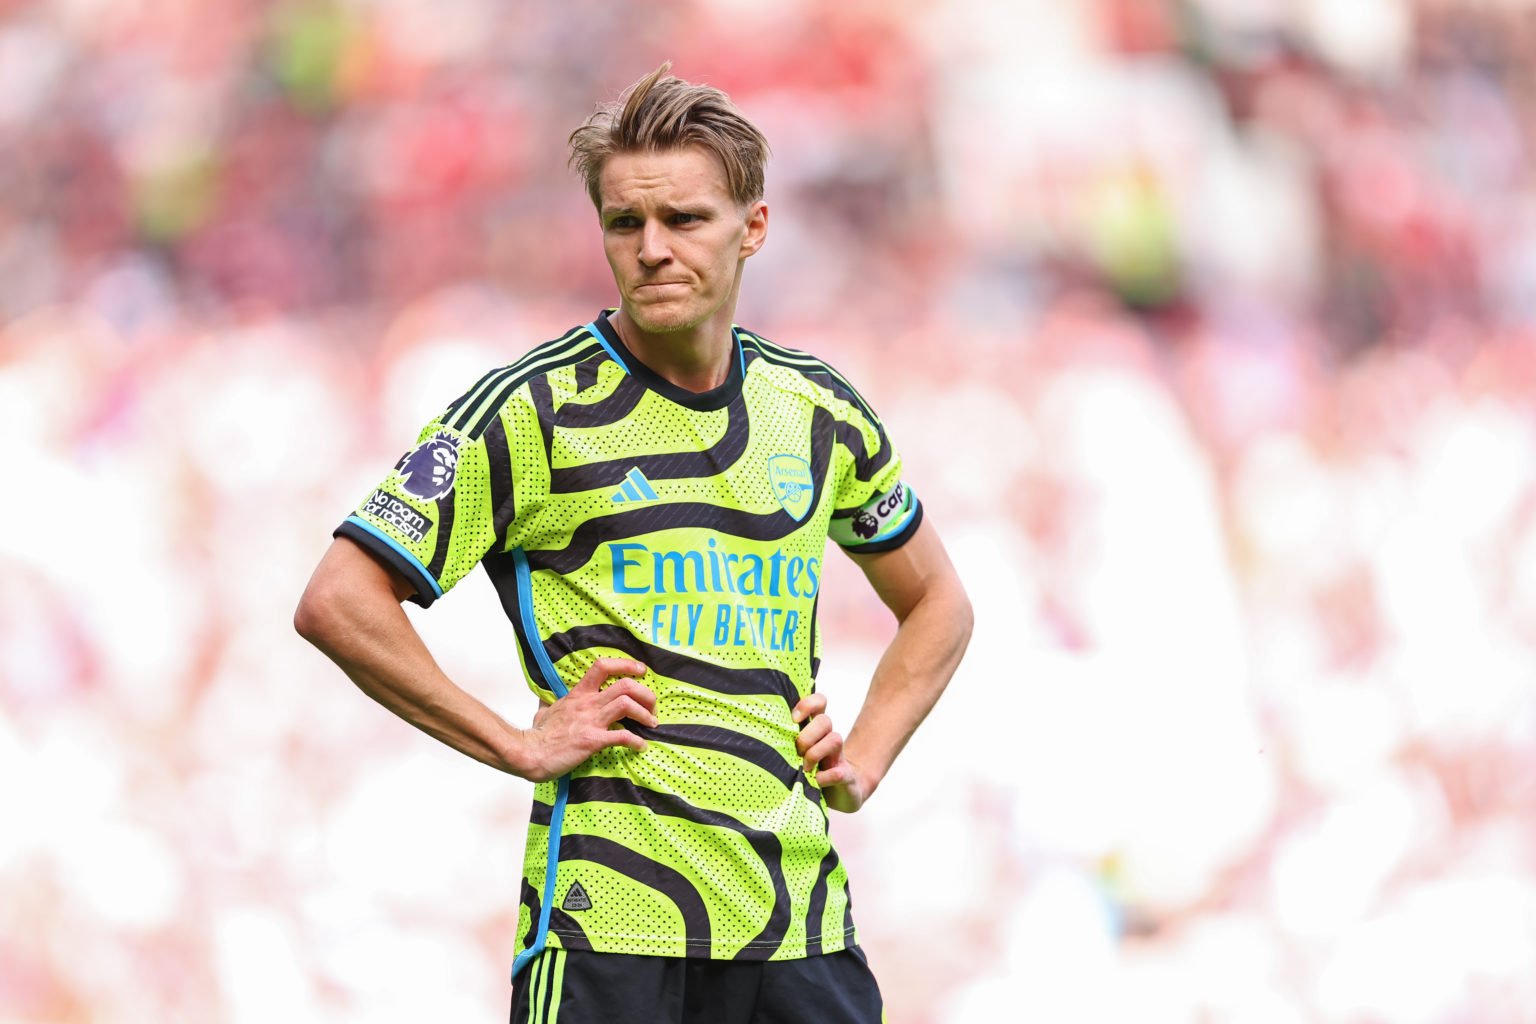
951, 585, 975, 652
294, 577, 344, 650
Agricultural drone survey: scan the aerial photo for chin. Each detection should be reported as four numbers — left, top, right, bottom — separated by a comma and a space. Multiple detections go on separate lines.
627, 302, 702, 335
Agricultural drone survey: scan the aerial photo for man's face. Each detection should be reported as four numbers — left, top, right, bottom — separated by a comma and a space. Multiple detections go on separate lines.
598, 145, 767, 336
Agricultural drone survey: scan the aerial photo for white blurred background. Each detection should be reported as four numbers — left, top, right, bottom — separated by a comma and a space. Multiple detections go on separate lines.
4, 0, 1536, 1020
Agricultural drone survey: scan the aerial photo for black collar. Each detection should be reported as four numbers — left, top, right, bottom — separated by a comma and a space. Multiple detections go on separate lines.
592, 310, 744, 412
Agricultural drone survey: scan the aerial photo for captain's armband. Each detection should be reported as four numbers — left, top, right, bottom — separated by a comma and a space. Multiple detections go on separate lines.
830, 480, 922, 552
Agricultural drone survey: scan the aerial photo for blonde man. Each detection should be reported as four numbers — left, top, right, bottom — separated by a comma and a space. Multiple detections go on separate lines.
296, 63, 971, 1024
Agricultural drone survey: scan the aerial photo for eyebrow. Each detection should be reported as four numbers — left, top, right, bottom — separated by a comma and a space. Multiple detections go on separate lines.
601, 203, 714, 220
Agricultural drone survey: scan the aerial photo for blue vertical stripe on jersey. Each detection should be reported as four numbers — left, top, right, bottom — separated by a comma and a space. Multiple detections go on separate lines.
586, 321, 630, 374
342, 515, 444, 599
510, 546, 570, 981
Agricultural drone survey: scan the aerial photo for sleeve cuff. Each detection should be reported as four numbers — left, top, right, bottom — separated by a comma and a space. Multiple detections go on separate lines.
335, 517, 443, 608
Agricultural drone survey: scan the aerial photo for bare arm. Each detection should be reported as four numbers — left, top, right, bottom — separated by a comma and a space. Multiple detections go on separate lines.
800, 519, 973, 812
293, 536, 657, 782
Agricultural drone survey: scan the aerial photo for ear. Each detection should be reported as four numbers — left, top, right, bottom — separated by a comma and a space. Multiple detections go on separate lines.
740, 200, 768, 259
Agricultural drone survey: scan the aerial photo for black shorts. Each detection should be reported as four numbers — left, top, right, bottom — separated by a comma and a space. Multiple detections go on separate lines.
510, 947, 885, 1024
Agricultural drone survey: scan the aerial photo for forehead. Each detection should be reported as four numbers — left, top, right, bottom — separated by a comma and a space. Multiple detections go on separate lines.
598, 145, 735, 211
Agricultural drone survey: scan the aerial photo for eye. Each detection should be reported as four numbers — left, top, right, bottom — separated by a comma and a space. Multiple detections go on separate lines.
671, 212, 701, 226
608, 215, 640, 230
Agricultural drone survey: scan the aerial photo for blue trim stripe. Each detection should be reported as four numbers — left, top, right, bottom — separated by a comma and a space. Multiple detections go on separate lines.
342, 516, 443, 599
511, 776, 569, 980
512, 547, 567, 696
733, 326, 746, 377
586, 321, 629, 374
509, 546, 569, 981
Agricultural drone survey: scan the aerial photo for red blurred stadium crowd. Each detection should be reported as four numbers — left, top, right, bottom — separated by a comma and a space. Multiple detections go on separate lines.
4, 0, 1536, 1021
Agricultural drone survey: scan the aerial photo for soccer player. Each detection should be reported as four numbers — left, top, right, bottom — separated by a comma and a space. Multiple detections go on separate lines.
295, 63, 972, 1023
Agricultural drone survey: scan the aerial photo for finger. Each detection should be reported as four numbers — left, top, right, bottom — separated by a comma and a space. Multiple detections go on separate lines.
795, 715, 832, 755
577, 657, 648, 692
816, 760, 852, 787
802, 731, 843, 769
595, 657, 648, 679
599, 728, 648, 755
602, 694, 659, 729
792, 692, 827, 725
601, 677, 659, 712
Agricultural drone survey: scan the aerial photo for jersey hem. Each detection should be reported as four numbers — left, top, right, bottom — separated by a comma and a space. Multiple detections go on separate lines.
542, 924, 859, 960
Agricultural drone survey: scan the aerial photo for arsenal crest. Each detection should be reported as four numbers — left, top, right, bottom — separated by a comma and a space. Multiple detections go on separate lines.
766, 454, 814, 521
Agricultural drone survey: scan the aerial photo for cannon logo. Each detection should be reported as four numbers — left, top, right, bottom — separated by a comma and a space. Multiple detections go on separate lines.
766, 454, 814, 521
396, 430, 461, 501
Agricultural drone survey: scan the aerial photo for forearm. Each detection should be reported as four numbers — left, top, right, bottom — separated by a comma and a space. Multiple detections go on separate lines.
311, 602, 531, 774
843, 579, 971, 796
295, 545, 533, 777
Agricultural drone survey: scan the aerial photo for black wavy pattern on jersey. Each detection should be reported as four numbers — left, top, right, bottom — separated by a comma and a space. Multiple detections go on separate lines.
556, 832, 712, 953
575, 351, 604, 394
805, 847, 841, 956
484, 416, 516, 543
427, 489, 455, 581
454, 337, 605, 439
830, 418, 893, 485
526, 372, 650, 477
743, 334, 895, 484
470, 343, 608, 442
544, 625, 798, 710
520, 879, 539, 952
740, 332, 882, 428
482, 553, 556, 696
528, 374, 557, 466
627, 724, 822, 815
550, 907, 592, 950
561, 775, 792, 956
523, 405, 833, 576
547, 391, 751, 494
555, 372, 647, 429
520, 879, 593, 953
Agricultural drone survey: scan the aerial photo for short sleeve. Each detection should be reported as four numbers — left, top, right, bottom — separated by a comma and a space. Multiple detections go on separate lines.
827, 393, 923, 553
334, 412, 505, 608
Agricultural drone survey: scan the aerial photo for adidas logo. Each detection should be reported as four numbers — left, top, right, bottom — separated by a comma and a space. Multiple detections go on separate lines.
610, 467, 660, 504
562, 881, 592, 911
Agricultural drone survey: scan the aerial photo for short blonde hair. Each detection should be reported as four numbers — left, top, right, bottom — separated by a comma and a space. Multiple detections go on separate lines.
568, 62, 769, 209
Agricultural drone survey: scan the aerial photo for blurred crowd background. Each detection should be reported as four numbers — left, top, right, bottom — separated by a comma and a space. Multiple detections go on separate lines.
5, 0, 1536, 1020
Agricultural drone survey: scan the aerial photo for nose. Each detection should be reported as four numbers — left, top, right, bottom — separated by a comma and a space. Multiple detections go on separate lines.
638, 220, 671, 267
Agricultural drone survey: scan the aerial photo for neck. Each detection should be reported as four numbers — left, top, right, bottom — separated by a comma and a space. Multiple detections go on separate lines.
610, 306, 738, 393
